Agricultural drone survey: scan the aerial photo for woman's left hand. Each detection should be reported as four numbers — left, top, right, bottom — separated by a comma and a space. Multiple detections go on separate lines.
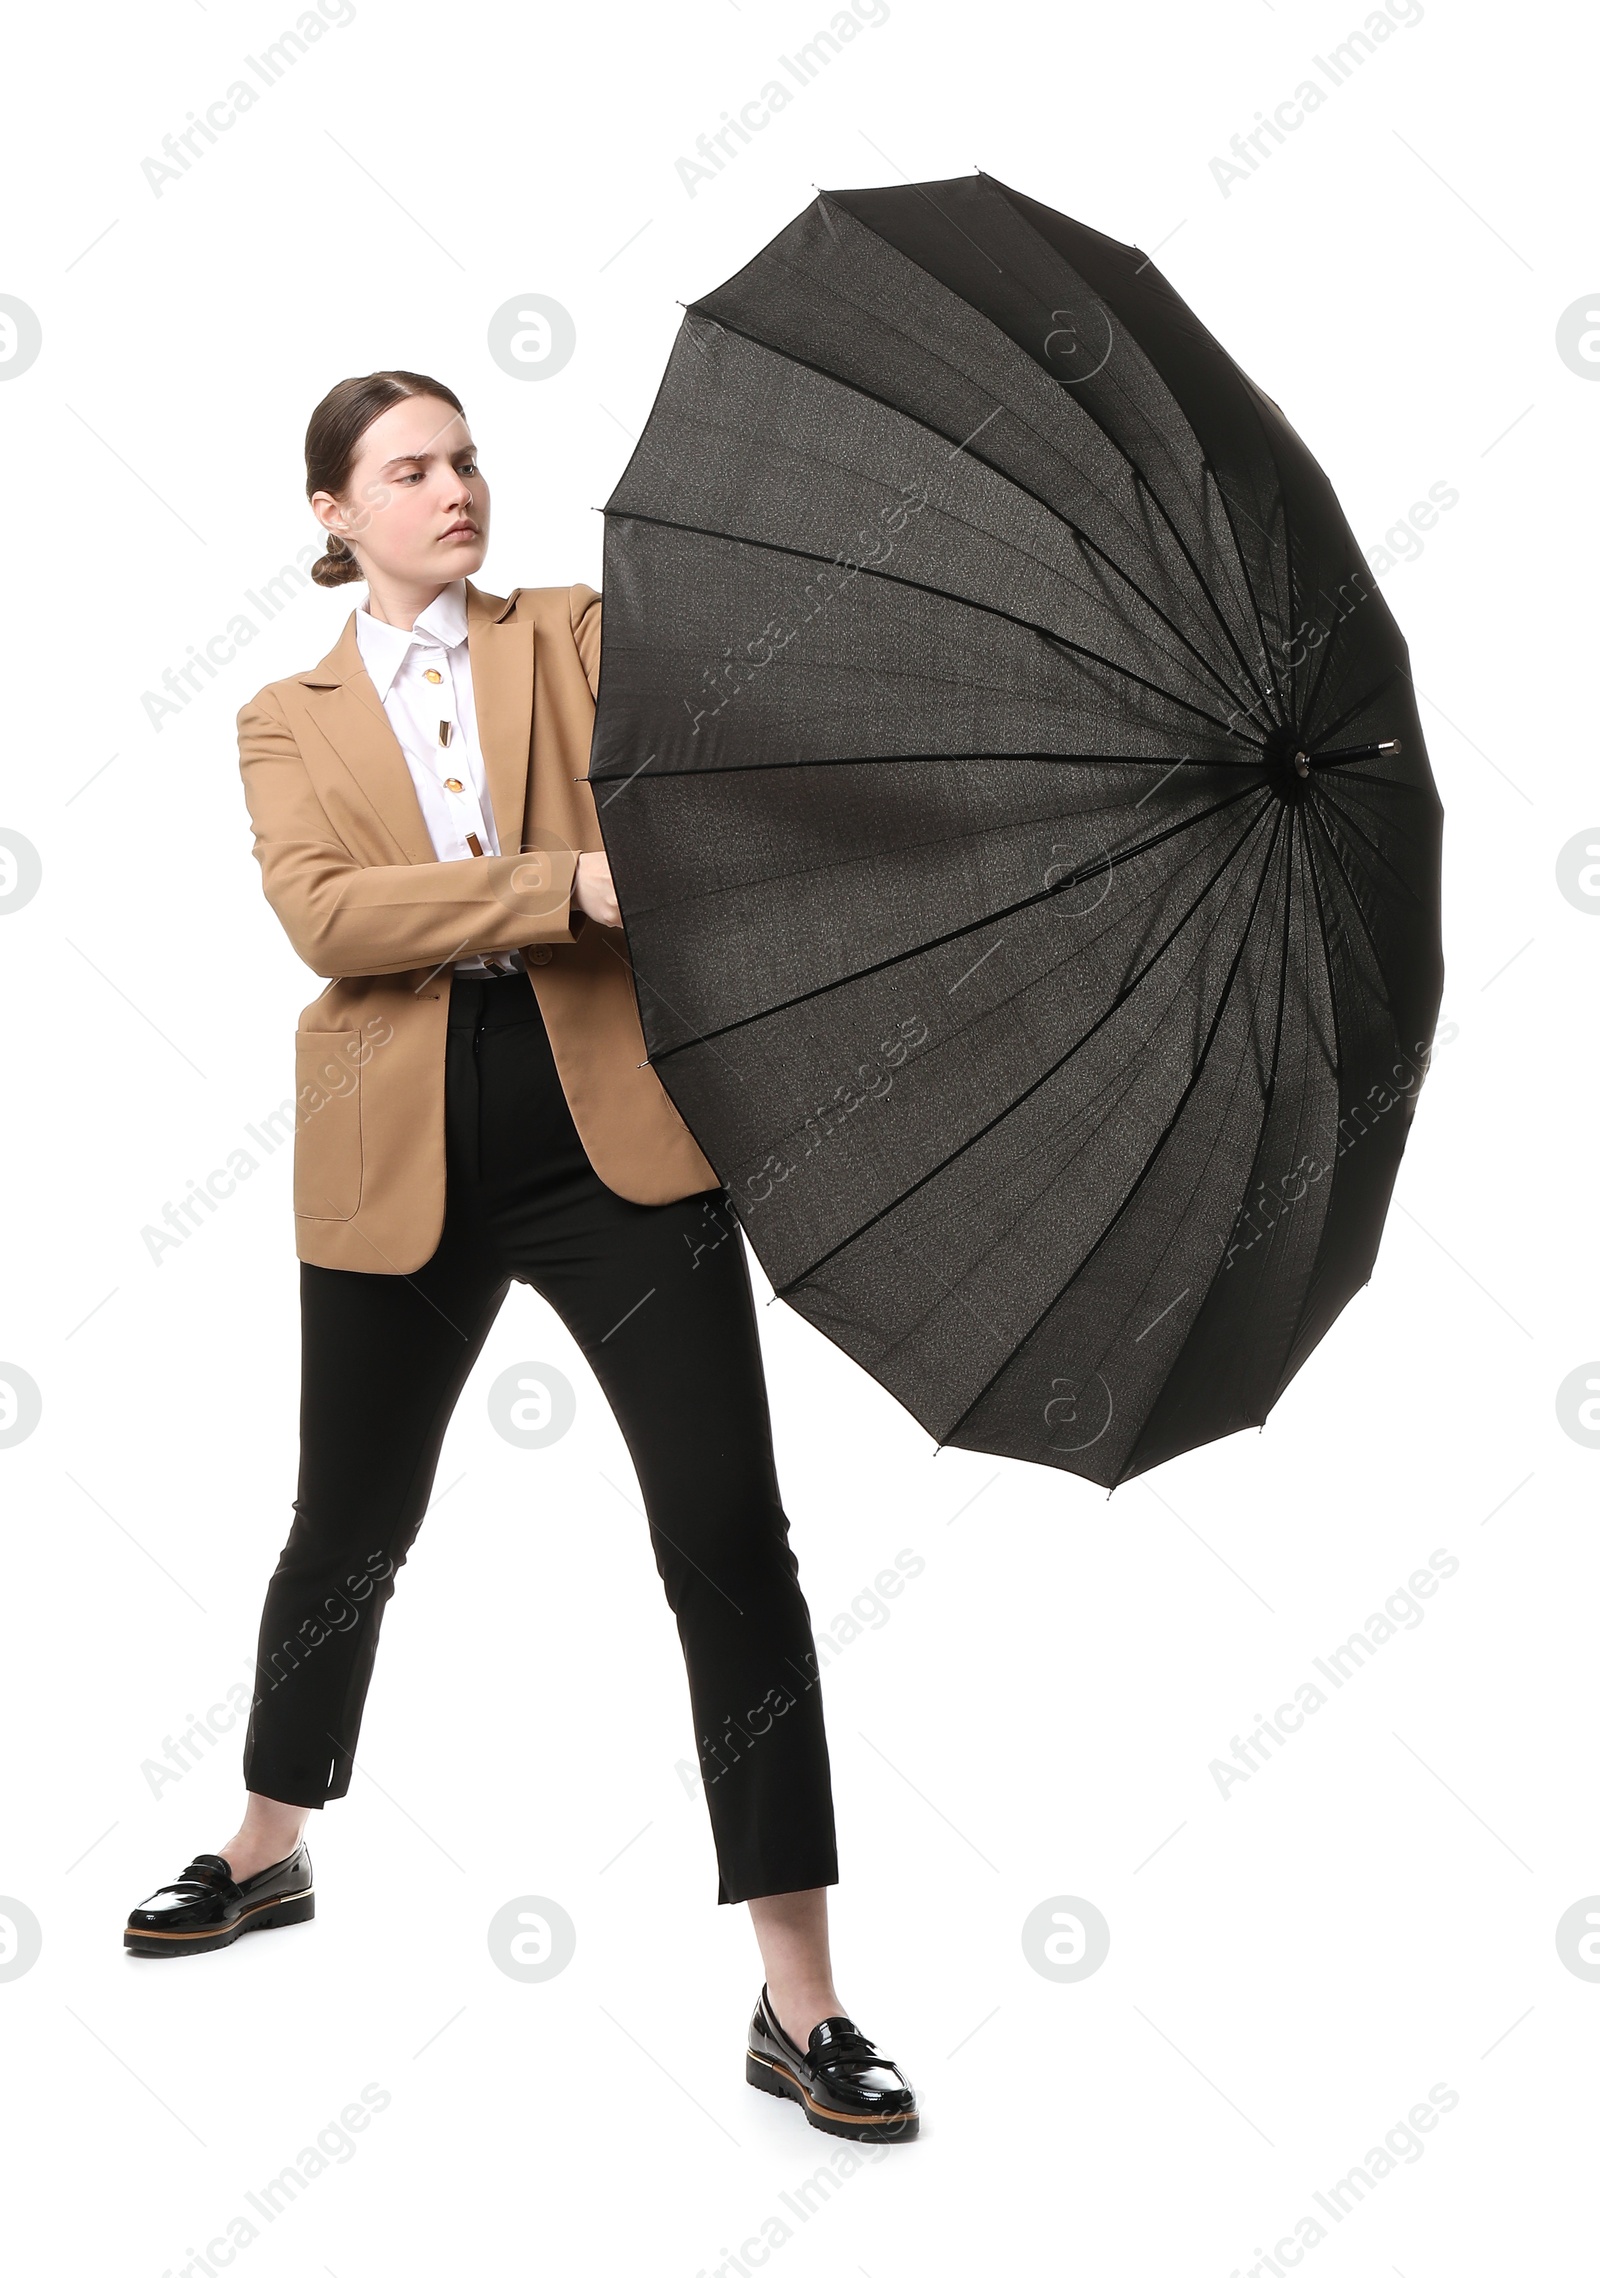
574, 850, 621, 928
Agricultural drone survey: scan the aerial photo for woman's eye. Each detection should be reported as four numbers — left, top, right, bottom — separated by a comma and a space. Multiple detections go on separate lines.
394, 460, 475, 483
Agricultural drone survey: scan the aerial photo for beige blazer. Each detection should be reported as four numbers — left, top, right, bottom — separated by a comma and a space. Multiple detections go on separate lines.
236, 578, 719, 1273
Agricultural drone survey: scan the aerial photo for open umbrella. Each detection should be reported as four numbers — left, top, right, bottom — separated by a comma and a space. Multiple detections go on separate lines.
587, 171, 1443, 1487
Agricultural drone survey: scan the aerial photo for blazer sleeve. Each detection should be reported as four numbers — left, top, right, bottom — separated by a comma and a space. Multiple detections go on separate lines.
570, 581, 602, 701
237, 689, 580, 981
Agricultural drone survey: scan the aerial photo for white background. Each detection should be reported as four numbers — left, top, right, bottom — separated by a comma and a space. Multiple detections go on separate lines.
0, 0, 1591, 2271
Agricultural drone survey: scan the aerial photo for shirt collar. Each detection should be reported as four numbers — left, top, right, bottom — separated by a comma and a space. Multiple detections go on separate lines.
353, 579, 469, 702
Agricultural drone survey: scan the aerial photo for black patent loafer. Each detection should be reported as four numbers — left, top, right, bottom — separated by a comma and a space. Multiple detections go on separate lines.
124, 1843, 313, 1957
746, 1983, 919, 2141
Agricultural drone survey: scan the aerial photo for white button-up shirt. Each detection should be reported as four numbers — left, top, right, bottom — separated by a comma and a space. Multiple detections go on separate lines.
354, 578, 522, 977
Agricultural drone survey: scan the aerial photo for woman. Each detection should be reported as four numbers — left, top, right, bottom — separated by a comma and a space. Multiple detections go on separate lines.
122, 369, 917, 2144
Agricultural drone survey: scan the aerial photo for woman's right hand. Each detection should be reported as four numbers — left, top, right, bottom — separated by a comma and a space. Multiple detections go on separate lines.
574, 849, 621, 928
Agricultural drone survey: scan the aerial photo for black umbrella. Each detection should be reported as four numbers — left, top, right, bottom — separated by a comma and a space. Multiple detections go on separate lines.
588, 172, 1443, 1487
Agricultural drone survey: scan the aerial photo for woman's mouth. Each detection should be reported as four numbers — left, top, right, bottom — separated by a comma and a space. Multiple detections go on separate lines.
442, 522, 477, 540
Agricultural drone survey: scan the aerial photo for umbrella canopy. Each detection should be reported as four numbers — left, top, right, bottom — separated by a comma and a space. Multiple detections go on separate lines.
588, 172, 1444, 1487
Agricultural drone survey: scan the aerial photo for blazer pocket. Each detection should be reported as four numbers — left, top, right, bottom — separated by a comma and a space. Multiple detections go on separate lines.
293, 1028, 364, 1221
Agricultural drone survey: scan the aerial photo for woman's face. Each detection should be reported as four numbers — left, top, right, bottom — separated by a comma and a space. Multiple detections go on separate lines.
313, 394, 490, 587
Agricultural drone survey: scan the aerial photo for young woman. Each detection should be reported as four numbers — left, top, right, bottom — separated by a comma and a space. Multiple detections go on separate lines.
122, 370, 918, 2144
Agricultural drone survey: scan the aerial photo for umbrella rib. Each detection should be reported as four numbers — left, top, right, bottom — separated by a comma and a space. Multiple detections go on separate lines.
1265, 804, 1299, 1114
677, 300, 1282, 730
652, 778, 1272, 1060
1314, 758, 1432, 791
1111, 804, 1302, 1485
1294, 578, 1367, 728
1311, 784, 1430, 916
1299, 799, 1347, 1087
1125, 459, 1283, 732
1230, 350, 1394, 752
831, 178, 1007, 276
1296, 566, 1396, 734
1302, 800, 1400, 1019
1196, 458, 1289, 741
1051, 496, 1264, 720
1303, 667, 1410, 758
1297, 606, 1342, 735
1265, 428, 1301, 738
606, 505, 1261, 745
767, 796, 1276, 1298
592, 750, 1267, 784
1267, 810, 1348, 1407
933, 800, 1290, 1453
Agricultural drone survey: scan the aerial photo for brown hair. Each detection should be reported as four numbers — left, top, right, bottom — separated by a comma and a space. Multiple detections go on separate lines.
305, 370, 466, 587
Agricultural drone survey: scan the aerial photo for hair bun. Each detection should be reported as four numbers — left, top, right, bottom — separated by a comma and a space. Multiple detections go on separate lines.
311, 533, 363, 588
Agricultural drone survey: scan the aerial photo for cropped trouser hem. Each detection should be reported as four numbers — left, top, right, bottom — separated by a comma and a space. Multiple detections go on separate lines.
716, 1855, 842, 1907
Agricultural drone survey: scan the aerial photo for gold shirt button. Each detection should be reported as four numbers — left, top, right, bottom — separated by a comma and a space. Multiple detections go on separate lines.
423, 667, 443, 683
526, 944, 554, 965
444, 776, 464, 792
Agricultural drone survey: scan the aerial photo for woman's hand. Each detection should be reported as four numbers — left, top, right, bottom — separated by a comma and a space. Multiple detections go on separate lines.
574, 849, 621, 928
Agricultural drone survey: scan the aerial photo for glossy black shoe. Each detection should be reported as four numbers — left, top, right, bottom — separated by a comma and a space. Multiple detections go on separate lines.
746, 1983, 919, 2141
124, 1842, 313, 1957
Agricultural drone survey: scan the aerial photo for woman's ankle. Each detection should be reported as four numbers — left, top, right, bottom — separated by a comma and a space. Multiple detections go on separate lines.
766, 1978, 844, 2047
219, 1797, 310, 1878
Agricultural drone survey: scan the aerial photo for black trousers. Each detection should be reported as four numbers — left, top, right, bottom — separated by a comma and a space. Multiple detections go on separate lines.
241, 973, 839, 1905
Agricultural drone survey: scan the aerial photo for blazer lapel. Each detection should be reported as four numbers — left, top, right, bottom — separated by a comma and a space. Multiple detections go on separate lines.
292, 580, 533, 862
464, 580, 536, 858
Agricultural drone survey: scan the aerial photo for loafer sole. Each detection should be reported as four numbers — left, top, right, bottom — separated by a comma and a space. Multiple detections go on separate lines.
123, 1888, 315, 1958
746, 2049, 919, 2142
